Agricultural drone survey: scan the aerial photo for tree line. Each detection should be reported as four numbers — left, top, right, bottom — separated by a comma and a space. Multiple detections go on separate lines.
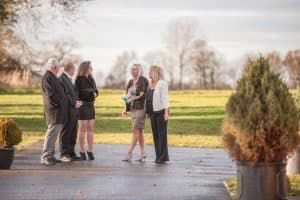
104, 17, 300, 90
0, 2, 299, 90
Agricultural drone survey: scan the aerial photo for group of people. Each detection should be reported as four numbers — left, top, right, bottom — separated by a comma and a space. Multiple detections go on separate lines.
40, 58, 169, 165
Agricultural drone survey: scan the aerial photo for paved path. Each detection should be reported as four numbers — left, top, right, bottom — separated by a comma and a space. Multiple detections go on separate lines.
0, 142, 236, 200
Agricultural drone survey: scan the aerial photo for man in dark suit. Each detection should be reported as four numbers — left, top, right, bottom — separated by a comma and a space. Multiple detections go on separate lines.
41, 58, 67, 165
59, 62, 82, 162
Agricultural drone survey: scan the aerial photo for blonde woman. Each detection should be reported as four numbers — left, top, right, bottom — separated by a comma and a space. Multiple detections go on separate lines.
122, 64, 149, 162
145, 66, 169, 163
75, 61, 98, 160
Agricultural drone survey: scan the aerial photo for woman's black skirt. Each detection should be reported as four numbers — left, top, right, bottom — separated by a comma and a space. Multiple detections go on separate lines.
78, 101, 95, 120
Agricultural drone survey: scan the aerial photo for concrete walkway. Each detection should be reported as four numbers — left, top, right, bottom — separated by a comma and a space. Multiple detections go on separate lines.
0, 142, 236, 200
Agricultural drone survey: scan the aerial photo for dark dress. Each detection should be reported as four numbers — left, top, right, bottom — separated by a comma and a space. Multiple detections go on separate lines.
75, 76, 98, 120
145, 89, 169, 163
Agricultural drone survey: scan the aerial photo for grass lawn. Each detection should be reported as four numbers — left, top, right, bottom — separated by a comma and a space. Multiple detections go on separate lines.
0, 89, 231, 148
225, 175, 300, 199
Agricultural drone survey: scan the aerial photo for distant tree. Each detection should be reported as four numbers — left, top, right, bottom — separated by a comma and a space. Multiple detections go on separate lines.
164, 17, 199, 90
189, 39, 219, 89
284, 49, 300, 89
266, 51, 284, 75
30, 38, 82, 72
104, 51, 137, 89
0, 0, 89, 29
0, 0, 90, 69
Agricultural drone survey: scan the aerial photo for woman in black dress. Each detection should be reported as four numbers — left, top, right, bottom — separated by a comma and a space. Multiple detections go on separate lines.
75, 61, 98, 160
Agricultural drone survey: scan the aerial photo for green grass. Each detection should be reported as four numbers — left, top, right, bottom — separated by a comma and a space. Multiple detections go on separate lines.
0, 89, 232, 148
225, 175, 300, 199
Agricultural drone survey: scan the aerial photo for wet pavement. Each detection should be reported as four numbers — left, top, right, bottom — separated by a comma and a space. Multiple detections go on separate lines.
0, 142, 236, 200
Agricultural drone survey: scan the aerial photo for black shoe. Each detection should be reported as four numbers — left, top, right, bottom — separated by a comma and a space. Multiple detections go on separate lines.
136, 154, 147, 162
80, 152, 87, 160
60, 155, 72, 163
155, 160, 168, 164
87, 151, 94, 160
53, 157, 62, 163
41, 158, 56, 165
71, 153, 82, 161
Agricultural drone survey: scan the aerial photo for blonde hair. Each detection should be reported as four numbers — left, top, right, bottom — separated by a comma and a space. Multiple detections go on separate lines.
150, 66, 164, 81
130, 63, 143, 77
77, 61, 91, 77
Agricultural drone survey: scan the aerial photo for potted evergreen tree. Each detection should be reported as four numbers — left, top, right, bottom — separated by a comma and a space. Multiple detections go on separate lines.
0, 119, 22, 169
222, 56, 299, 200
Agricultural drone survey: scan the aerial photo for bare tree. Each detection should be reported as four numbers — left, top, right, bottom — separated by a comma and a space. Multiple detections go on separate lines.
164, 17, 199, 90
0, 0, 90, 68
104, 50, 137, 89
284, 49, 300, 89
189, 39, 219, 89
266, 51, 284, 75
143, 50, 176, 89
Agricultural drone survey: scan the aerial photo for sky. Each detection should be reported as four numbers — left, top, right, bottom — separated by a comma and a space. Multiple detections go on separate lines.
28, 0, 300, 79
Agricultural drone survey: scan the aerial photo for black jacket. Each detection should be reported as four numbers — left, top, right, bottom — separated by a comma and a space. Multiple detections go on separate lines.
59, 73, 78, 112
75, 76, 99, 102
125, 76, 149, 111
41, 70, 67, 125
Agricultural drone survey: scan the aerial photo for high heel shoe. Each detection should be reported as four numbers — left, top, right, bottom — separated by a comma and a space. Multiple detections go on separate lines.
122, 152, 132, 162
80, 152, 87, 160
136, 154, 147, 162
87, 151, 94, 160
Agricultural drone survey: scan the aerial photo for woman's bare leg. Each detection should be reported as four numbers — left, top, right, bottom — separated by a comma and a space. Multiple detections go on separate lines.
86, 119, 95, 152
78, 120, 88, 152
138, 128, 145, 155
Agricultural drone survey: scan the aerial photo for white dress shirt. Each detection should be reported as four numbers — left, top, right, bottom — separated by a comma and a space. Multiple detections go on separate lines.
153, 80, 169, 112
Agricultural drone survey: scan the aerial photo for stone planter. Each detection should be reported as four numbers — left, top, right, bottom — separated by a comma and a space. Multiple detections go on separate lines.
237, 162, 287, 200
0, 148, 15, 169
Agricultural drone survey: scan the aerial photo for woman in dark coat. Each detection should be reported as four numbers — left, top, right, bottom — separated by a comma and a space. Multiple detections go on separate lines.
122, 64, 149, 162
75, 61, 98, 160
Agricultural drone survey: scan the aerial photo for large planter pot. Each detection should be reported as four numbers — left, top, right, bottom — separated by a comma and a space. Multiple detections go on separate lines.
287, 147, 300, 174
0, 148, 15, 169
237, 162, 287, 200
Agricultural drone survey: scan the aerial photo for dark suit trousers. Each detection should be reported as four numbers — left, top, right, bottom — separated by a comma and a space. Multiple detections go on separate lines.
150, 110, 169, 162
60, 108, 78, 156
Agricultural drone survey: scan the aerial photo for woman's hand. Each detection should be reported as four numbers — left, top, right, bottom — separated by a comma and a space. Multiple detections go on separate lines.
164, 110, 169, 121
122, 109, 128, 118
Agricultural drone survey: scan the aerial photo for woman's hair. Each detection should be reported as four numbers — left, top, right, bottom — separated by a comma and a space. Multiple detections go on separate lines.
149, 65, 164, 81
77, 61, 92, 77
130, 63, 143, 77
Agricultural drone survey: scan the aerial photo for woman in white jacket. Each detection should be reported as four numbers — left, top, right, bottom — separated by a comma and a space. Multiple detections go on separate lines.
145, 66, 170, 163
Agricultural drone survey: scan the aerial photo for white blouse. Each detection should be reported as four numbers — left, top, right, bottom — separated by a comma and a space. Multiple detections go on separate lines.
153, 80, 169, 111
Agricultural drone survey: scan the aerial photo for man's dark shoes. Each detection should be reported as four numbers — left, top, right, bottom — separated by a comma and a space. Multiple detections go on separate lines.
71, 153, 82, 161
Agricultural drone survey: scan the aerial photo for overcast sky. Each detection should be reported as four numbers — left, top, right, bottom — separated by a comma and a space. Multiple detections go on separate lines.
32, 0, 300, 76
